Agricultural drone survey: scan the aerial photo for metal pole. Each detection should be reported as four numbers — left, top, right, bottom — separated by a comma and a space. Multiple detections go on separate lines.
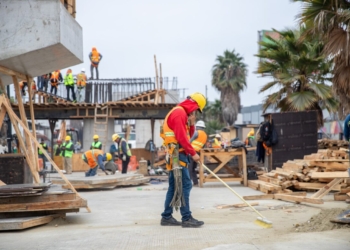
6, 85, 12, 153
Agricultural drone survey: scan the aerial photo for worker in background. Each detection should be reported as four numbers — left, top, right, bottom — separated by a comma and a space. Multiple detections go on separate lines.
49, 70, 63, 95
76, 68, 87, 102
83, 149, 111, 176
53, 139, 62, 156
212, 134, 222, 149
89, 47, 103, 80
245, 128, 255, 147
109, 139, 119, 161
38, 139, 48, 170
112, 133, 132, 174
60, 135, 74, 174
19, 81, 28, 96
64, 69, 76, 102
90, 135, 102, 150
30, 80, 36, 101
189, 120, 207, 186
160, 92, 206, 228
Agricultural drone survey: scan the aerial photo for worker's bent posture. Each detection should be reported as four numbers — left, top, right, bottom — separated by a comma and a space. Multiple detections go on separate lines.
160, 92, 206, 228
83, 150, 111, 177
112, 133, 132, 174
189, 120, 208, 186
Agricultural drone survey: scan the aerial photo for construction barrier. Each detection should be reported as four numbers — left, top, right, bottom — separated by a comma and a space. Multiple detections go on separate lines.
116, 155, 138, 172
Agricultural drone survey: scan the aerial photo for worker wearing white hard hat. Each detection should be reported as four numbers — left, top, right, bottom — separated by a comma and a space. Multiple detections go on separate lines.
189, 120, 208, 186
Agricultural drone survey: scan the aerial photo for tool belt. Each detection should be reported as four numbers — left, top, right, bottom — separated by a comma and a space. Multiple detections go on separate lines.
165, 143, 187, 170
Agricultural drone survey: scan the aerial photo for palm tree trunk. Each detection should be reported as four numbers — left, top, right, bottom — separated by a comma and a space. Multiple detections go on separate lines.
220, 87, 240, 126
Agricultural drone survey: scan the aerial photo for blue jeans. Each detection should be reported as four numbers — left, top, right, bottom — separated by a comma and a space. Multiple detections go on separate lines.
161, 154, 192, 221
85, 165, 98, 177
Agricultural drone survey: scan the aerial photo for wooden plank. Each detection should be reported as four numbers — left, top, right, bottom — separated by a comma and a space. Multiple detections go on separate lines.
243, 194, 274, 200
311, 178, 344, 199
295, 182, 343, 191
0, 197, 87, 212
0, 65, 27, 80
0, 180, 5, 186
216, 202, 259, 209
311, 172, 349, 179
334, 192, 348, 201
274, 194, 323, 204
0, 215, 58, 231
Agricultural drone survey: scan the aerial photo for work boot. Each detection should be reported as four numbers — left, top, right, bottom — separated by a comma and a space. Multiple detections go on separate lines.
160, 216, 181, 226
182, 216, 204, 228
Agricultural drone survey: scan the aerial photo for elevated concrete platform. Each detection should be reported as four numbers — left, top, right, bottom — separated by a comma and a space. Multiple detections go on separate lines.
0, 0, 83, 85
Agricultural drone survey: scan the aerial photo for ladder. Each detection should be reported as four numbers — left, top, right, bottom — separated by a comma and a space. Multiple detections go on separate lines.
94, 105, 109, 152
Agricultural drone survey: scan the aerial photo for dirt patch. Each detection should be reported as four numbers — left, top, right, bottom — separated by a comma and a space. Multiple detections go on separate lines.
293, 206, 350, 232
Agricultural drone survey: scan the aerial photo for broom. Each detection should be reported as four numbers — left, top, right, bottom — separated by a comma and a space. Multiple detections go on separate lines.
201, 162, 272, 228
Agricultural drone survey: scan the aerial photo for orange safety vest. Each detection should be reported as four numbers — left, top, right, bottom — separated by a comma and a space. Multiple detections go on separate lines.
160, 106, 190, 147
91, 50, 100, 66
160, 106, 190, 168
50, 71, 59, 86
84, 149, 104, 168
191, 130, 208, 152
77, 73, 87, 87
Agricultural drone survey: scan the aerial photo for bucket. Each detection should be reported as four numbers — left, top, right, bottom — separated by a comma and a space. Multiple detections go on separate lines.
116, 156, 138, 172
38, 158, 43, 171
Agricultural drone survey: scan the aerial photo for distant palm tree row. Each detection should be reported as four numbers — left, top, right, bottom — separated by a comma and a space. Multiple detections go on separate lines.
205, 1, 349, 129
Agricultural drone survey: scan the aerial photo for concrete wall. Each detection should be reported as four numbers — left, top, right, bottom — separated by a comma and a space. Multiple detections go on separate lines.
0, 0, 83, 85
82, 119, 114, 153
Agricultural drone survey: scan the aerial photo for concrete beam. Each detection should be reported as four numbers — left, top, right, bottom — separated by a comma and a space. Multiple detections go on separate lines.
12, 106, 173, 120
0, 0, 83, 85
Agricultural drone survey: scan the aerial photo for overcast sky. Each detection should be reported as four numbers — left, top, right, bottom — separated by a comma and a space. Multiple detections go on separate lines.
69, 0, 301, 107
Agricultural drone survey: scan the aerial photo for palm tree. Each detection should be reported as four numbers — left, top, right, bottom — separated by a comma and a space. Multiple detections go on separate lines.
293, 0, 350, 118
207, 99, 224, 123
212, 50, 247, 126
256, 28, 338, 127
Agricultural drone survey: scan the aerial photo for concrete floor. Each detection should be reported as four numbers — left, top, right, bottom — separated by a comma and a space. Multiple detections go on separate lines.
0, 175, 349, 250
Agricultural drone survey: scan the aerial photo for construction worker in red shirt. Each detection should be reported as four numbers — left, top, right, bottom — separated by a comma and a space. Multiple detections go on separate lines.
160, 92, 206, 228
89, 47, 103, 80
189, 120, 207, 186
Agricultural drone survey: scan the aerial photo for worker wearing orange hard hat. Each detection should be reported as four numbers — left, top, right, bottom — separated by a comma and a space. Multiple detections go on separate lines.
89, 47, 103, 80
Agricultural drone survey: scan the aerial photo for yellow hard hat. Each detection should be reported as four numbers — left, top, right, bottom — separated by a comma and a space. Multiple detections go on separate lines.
105, 153, 112, 161
189, 92, 206, 112
112, 133, 120, 141
93, 135, 99, 139
65, 135, 71, 141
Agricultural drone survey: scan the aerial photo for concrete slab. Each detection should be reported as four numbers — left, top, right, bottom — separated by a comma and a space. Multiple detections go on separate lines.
0, 181, 349, 249
0, 0, 83, 84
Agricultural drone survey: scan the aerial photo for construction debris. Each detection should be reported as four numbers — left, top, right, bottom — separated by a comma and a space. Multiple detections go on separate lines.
51, 173, 150, 190
247, 148, 350, 204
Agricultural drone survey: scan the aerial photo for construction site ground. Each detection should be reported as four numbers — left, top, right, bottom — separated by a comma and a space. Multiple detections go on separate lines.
0, 175, 349, 250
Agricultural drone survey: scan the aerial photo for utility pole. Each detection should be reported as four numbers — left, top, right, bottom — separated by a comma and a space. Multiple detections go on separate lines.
205, 85, 208, 99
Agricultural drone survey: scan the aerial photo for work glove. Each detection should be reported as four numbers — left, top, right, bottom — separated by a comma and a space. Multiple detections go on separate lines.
122, 155, 126, 161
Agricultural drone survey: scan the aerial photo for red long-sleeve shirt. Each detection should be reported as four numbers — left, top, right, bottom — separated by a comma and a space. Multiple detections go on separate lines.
166, 99, 199, 156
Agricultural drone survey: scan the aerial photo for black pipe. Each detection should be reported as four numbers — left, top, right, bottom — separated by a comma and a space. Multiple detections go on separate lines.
6, 85, 12, 153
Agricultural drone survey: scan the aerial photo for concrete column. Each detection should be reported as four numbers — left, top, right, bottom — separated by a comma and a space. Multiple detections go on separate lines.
82, 119, 114, 153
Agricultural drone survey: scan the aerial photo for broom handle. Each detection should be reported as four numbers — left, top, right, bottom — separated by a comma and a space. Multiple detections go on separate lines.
201, 162, 266, 218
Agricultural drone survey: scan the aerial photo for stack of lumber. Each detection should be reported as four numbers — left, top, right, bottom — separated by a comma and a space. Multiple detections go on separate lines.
0, 184, 87, 231
51, 173, 150, 189
247, 149, 350, 204
0, 183, 50, 197
318, 139, 349, 150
